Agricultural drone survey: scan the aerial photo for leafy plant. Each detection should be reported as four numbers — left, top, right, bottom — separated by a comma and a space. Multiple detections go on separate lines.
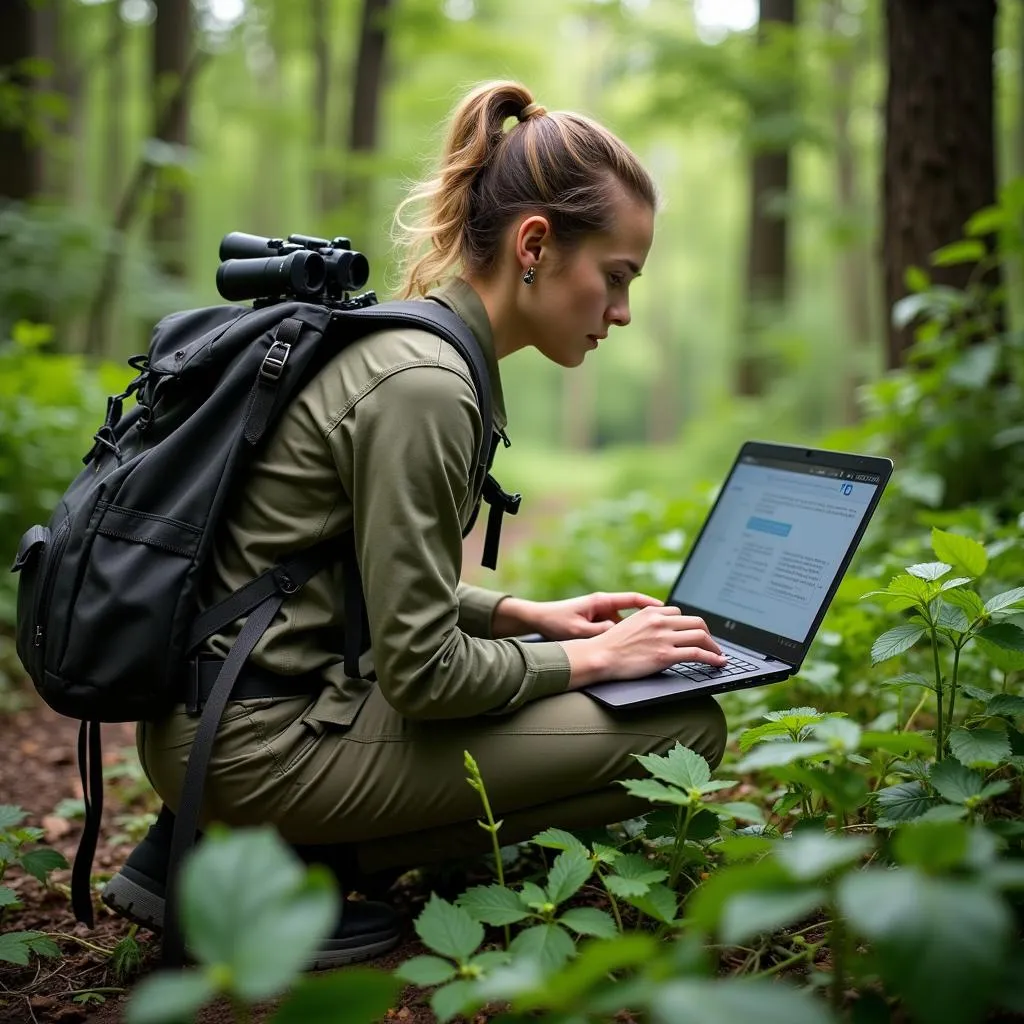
125, 827, 399, 1024
0, 804, 66, 967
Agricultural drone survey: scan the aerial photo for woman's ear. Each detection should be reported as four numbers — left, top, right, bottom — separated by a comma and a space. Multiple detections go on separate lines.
515, 214, 551, 272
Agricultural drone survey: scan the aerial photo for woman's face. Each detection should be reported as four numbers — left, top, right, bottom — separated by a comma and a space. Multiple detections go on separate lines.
522, 190, 655, 368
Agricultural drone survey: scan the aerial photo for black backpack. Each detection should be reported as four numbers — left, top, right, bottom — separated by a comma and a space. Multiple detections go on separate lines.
10, 295, 521, 946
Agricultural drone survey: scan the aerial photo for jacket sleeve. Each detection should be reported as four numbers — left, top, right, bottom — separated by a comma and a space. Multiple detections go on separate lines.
325, 362, 570, 719
456, 582, 509, 638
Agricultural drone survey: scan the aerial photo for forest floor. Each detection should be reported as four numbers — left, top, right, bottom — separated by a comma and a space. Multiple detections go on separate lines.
0, 687, 504, 1024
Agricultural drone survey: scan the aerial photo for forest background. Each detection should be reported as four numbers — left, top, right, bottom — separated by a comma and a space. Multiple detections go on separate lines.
3, 0, 1020, 581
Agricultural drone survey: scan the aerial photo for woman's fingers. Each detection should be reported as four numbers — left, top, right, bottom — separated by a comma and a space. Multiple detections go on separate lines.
675, 646, 728, 666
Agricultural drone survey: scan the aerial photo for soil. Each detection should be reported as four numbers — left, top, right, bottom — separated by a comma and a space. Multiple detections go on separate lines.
0, 690, 476, 1024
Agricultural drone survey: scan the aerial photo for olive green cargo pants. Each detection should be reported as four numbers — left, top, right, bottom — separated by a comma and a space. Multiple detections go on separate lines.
138, 687, 726, 873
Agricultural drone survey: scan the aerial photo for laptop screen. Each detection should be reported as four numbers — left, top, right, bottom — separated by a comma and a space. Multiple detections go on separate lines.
668, 454, 882, 645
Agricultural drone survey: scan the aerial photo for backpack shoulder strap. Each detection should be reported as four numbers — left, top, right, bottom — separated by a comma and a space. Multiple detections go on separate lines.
333, 300, 493, 479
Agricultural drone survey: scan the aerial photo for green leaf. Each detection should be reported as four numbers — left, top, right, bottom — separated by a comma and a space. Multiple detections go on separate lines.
545, 849, 593, 905
905, 265, 931, 291
0, 806, 27, 831
633, 744, 711, 790
591, 843, 619, 864
25, 935, 60, 959
871, 624, 927, 664
619, 777, 692, 807
917, 804, 969, 823
458, 885, 531, 927
0, 886, 21, 908
519, 881, 547, 909
18, 848, 68, 883
977, 623, 1024, 652
812, 717, 862, 751
962, 683, 996, 703
875, 781, 935, 826
907, 561, 952, 581
530, 827, 586, 854
651, 979, 835, 1024
604, 874, 651, 899
892, 820, 969, 871
931, 239, 986, 266
273, 969, 400, 1024
715, 801, 766, 824
558, 906, 618, 939
940, 577, 975, 592
394, 954, 458, 987
719, 888, 826, 945
943, 588, 987, 619
930, 760, 985, 804
607, 852, 669, 884
979, 780, 1011, 800
182, 830, 338, 1001
415, 894, 484, 964
948, 727, 1011, 768
987, 694, 1024, 717
625, 882, 678, 924
508, 923, 576, 973
860, 731, 934, 756
0, 932, 32, 966
774, 832, 872, 881
734, 741, 830, 772
984, 587, 1024, 614
975, 637, 1024, 672
931, 529, 988, 577
430, 979, 477, 1024
838, 870, 1012, 1024
934, 601, 970, 633
470, 949, 511, 972
965, 205, 1006, 237
880, 672, 935, 693
125, 970, 218, 1024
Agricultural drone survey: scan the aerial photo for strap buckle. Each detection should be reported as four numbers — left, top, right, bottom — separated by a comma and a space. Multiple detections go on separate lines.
259, 341, 291, 382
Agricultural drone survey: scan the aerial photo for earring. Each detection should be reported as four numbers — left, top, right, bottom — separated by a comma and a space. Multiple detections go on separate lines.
522, 266, 536, 285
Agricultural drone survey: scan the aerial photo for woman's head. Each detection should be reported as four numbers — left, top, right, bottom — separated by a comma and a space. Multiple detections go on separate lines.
395, 81, 657, 365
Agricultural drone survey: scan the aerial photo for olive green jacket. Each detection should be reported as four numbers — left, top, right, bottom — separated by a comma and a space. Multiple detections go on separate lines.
203, 278, 571, 727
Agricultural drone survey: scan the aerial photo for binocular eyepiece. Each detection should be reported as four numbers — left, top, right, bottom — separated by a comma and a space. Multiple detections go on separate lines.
216, 231, 370, 304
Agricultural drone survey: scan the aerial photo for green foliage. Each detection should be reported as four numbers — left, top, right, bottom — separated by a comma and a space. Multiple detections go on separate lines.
125, 827, 399, 1024
0, 322, 129, 623
0, 804, 67, 967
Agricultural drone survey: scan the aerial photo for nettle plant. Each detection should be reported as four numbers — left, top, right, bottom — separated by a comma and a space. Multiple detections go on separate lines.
0, 805, 66, 967
864, 527, 1024, 828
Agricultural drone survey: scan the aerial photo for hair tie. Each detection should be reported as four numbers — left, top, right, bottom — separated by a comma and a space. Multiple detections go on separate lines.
518, 102, 546, 122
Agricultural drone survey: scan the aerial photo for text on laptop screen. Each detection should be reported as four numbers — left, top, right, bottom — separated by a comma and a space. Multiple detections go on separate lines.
669, 458, 880, 644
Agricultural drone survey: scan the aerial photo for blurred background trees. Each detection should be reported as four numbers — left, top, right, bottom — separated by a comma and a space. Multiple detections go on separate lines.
0, 0, 1022, 599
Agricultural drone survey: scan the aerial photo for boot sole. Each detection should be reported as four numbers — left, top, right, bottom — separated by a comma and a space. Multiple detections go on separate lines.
101, 872, 402, 967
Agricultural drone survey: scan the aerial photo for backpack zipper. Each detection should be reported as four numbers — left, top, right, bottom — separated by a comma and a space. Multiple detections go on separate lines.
33, 519, 71, 664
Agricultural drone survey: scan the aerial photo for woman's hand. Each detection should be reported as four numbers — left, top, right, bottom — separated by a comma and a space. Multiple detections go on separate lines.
561, 605, 727, 688
493, 591, 664, 641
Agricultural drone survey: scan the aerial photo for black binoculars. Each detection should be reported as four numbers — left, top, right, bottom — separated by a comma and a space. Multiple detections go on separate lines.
216, 232, 371, 303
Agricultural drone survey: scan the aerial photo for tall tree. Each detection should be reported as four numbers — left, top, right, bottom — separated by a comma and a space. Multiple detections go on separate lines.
311, 0, 332, 220
103, 0, 128, 215
736, 0, 797, 397
0, 0, 37, 202
824, 0, 875, 421
883, 0, 999, 368
341, 0, 392, 250
150, 0, 193, 280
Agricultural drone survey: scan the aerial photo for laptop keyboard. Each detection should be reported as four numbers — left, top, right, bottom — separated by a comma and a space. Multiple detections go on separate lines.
665, 652, 760, 681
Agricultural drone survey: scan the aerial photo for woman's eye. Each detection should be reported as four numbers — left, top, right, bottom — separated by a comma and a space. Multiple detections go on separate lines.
608, 273, 624, 287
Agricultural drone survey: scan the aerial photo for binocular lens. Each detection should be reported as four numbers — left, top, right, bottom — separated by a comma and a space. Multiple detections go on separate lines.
326, 250, 370, 292
216, 251, 327, 302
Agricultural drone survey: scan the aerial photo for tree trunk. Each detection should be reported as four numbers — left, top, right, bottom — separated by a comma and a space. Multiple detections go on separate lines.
0, 0, 36, 202
341, 0, 391, 249
103, 0, 127, 215
736, 0, 795, 397
311, 0, 331, 220
150, 0, 193, 280
824, 0, 874, 421
883, 0, 999, 368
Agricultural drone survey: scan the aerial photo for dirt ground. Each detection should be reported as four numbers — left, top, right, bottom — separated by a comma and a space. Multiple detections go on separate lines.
0, 690, 491, 1024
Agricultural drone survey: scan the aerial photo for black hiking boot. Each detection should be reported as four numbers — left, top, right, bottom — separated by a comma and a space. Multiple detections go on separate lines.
101, 807, 404, 968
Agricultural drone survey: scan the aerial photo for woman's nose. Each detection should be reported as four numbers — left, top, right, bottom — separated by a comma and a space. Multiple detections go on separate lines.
607, 303, 631, 328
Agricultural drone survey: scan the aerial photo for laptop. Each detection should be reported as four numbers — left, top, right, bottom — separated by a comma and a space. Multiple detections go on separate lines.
583, 441, 893, 709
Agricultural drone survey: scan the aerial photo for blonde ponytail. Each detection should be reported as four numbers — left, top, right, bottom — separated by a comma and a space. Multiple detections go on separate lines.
394, 80, 656, 298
